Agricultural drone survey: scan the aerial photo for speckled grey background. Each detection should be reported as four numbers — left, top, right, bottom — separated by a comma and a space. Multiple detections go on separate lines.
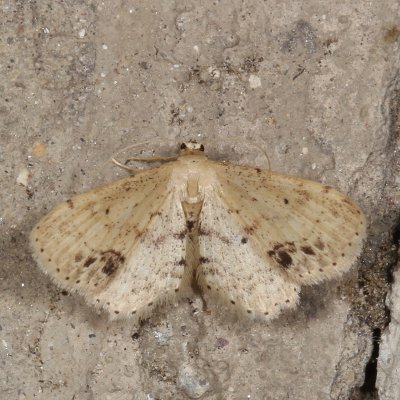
1, 1, 399, 399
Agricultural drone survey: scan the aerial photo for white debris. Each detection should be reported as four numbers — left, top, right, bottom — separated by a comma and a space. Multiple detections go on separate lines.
249, 75, 261, 88
17, 167, 29, 187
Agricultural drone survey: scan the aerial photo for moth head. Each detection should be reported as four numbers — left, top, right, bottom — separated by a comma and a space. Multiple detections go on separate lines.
179, 141, 205, 156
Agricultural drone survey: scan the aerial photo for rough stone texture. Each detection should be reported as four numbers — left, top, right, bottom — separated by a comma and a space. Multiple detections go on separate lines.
1, 1, 399, 399
378, 262, 400, 400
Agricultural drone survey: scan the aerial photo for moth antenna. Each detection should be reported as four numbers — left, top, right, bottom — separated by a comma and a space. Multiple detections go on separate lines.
111, 141, 178, 173
111, 157, 142, 173
125, 155, 178, 163
110, 141, 152, 162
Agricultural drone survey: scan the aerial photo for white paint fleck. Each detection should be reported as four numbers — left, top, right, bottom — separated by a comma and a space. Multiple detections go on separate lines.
17, 167, 29, 187
208, 67, 220, 79
249, 74, 261, 88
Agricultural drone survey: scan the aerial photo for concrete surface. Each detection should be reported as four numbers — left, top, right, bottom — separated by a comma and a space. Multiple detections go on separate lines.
1, 1, 399, 399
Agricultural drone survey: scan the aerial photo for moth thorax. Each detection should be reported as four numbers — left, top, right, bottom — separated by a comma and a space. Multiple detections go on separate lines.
180, 142, 205, 155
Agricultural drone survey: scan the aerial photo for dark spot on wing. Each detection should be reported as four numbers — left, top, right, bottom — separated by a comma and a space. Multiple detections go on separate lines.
284, 198, 289, 204
199, 227, 211, 236
174, 231, 186, 240
300, 246, 316, 256
100, 250, 125, 276
176, 258, 186, 266
67, 199, 74, 209
244, 221, 260, 235
199, 257, 210, 264
271, 242, 297, 254
277, 251, 293, 268
268, 246, 293, 269
199, 227, 232, 244
241, 237, 248, 244
187, 220, 195, 232
105, 208, 110, 215
154, 234, 167, 247
84, 256, 97, 268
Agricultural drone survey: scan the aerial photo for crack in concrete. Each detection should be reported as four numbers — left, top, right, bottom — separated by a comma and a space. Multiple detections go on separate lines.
355, 66, 400, 400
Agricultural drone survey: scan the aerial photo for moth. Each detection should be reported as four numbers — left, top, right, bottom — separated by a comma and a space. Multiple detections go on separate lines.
30, 142, 366, 321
